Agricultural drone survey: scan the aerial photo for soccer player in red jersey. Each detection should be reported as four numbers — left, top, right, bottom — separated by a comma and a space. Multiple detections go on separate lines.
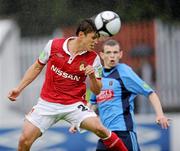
8, 18, 127, 151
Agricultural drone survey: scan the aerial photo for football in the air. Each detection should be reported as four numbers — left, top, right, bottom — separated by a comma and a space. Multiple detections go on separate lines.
94, 11, 121, 37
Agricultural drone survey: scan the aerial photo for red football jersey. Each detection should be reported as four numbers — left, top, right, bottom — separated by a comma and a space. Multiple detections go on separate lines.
38, 37, 102, 105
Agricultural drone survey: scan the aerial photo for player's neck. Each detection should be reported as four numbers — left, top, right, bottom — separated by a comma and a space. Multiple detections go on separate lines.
68, 38, 84, 55
104, 67, 115, 72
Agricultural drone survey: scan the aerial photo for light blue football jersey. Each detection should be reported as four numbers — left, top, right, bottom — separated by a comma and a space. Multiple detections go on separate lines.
90, 63, 154, 132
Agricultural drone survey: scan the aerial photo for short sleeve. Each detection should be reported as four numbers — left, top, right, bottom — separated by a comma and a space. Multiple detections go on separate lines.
38, 40, 53, 64
119, 64, 154, 97
92, 55, 102, 78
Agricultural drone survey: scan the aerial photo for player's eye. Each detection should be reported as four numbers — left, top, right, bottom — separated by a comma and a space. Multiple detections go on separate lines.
104, 51, 119, 54
105, 51, 111, 54
113, 51, 119, 54
92, 33, 100, 40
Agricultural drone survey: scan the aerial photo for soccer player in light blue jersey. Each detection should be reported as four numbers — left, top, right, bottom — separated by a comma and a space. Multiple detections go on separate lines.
90, 39, 170, 151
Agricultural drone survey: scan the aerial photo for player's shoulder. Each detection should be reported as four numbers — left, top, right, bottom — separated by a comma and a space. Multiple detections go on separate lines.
86, 50, 99, 59
116, 63, 134, 76
116, 63, 132, 71
52, 37, 66, 43
51, 37, 66, 49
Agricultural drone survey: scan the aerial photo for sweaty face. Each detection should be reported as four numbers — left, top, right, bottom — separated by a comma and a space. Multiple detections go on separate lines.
101, 44, 122, 69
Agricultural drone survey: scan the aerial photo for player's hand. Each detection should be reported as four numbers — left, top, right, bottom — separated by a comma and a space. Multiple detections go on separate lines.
84, 65, 95, 79
69, 125, 77, 134
7, 88, 21, 101
156, 115, 170, 129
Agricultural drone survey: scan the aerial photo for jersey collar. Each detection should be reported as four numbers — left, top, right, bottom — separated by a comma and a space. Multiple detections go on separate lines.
62, 37, 87, 56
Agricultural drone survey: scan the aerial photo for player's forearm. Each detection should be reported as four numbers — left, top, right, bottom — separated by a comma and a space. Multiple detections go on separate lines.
16, 61, 44, 92
89, 78, 102, 95
149, 92, 164, 116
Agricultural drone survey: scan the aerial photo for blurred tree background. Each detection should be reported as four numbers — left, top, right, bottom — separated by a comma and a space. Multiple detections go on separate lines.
0, 0, 180, 37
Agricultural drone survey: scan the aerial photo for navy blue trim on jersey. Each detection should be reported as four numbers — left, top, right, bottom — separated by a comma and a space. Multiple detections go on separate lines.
102, 69, 134, 131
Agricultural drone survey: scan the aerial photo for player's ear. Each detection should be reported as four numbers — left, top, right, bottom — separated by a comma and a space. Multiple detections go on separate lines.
78, 31, 85, 37
119, 50, 123, 58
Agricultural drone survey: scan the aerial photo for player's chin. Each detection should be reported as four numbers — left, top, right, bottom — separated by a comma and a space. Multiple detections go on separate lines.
88, 46, 94, 51
110, 62, 116, 67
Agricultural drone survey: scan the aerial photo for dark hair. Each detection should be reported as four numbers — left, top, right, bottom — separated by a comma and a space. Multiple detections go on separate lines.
76, 18, 97, 36
102, 39, 121, 52
103, 39, 119, 46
